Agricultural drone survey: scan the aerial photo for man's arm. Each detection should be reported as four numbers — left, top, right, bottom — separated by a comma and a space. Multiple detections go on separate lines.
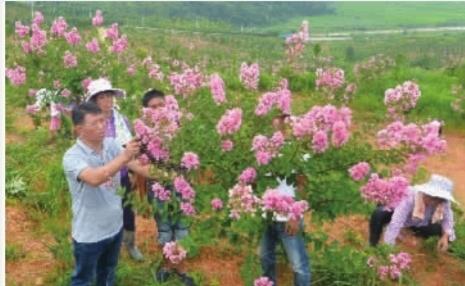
127, 160, 178, 181
79, 152, 132, 187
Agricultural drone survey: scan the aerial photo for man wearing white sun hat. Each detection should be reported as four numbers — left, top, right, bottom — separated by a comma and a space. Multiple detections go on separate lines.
369, 174, 457, 251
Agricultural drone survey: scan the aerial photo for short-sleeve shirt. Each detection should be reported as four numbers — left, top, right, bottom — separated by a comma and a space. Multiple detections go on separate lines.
63, 138, 123, 243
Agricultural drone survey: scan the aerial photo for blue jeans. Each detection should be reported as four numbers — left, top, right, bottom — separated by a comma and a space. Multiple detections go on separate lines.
147, 187, 189, 245
71, 229, 123, 286
260, 221, 311, 286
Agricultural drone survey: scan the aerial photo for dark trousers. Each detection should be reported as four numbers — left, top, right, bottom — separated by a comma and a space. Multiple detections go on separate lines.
369, 206, 443, 246
71, 229, 123, 286
121, 173, 135, 232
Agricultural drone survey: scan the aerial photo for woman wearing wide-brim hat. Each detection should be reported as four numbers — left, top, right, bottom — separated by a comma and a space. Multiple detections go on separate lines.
86, 78, 144, 261
369, 174, 457, 251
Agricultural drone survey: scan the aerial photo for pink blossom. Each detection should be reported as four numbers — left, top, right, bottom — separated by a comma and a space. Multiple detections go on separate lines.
331, 121, 349, 147
106, 23, 119, 41
262, 188, 308, 220
61, 88, 71, 98
389, 252, 411, 270
152, 182, 171, 201
169, 65, 204, 97
15, 21, 30, 38
173, 176, 196, 201
216, 108, 243, 136
384, 81, 421, 117
348, 162, 371, 181
127, 64, 136, 76
285, 20, 310, 60
181, 152, 200, 170
92, 10, 104, 26
254, 277, 274, 286
63, 51, 78, 68
162, 241, 187, 264
240, 62, 260, 90
21, 41, 32, 54
111, 35, 128, 53
227, 184, 260, 219
360, 174, 409, 210
81, 77, 92, 92
64, 27, 81, 46
211, 198, 224, 211
26, 104, 41, 114
252, 131, 285, 165
377, 266, 389, 280
32, 11, 44, 26
49, 116, 61, 131
255, 79, 291, 116
312, 130, 328, 153
315, 68, 345, 91
50, 17, 68, 37
238, 167, 257, 185
30, 24, 47, 52
221, 139, 234, 152
210, 73, 227, 105
180, 202, 196, 216
6, 65, 26, 86
85, 38, 100, 53
147, 64, 164, 81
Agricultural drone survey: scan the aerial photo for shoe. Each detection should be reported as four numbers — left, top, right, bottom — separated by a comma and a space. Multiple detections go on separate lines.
123, 230, 144, 261
154, 268, 172, 283
176, 271, 196, 286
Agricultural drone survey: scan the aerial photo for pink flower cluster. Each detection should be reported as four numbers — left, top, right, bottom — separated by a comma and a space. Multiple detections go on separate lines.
255, 79, 292, 116
15, 21, 30, 38
211, 198, 224, 211
50, 17, 68, 37
360, 174, 409, 210
86, 38, 100, 53
163, 241, 187, 265
238, 167, 257, 185
63, 51, 78, 68
240, 62, 260, 90
106, 23, 119, 41
6, 65, 26, 86
254, 277, 274, 286
251, 131, 285, 165
353, 54, 395, 80
111, 35, 128, 53
209, 73, 227, 105
151, 182, 171, 201
64, 27, 81, 46
174, 176, 196, 216
221, 139, 234, 152
33, 11, 44, 26
291, 105, 351, 153
285, 20, 310, 60
127, 64, 137, 76
92, 10, 104, 26
133, 103, 181, 163
227, 184, 261, 220
30, 24, 48, 52
377, 120, 446, 156
384, 81, 421, 117
261, 188, 309, 221
181, 152, 200, 171
216, 108, 243, 136
315, 68, 345, 91
369, 252, 411, 281
348, 162, 371, 181
169, 65, 204, 97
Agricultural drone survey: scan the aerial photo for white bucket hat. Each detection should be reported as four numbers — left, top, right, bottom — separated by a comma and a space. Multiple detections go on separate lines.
413, 174, 456, 203
85, 78, 126, 102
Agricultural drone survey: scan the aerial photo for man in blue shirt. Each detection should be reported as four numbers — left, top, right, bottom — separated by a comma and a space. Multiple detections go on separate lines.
63, 102, 153, 286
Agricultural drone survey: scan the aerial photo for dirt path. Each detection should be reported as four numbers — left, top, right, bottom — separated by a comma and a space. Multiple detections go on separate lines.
424, 131, 465, 205
5, 206, 57, 286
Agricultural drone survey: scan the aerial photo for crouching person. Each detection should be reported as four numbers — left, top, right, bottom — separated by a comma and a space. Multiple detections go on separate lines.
63, 102, 155, 286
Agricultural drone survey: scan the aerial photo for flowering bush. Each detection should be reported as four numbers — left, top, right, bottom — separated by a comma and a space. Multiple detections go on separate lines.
240, 62, 260, 90
384, 81, 421, 119
285, 20, 310, 61
163, 241, 187, 264
368, 252, 412, 281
